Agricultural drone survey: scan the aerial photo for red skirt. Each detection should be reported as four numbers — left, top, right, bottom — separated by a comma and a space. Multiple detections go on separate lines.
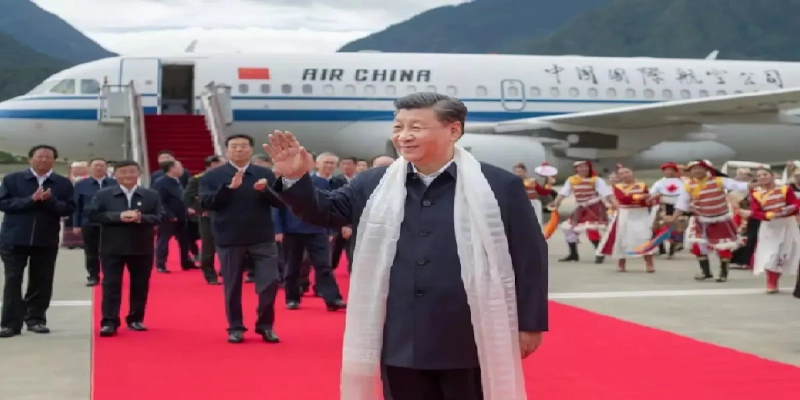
687, 214, 741, 251
567, 201, 608, 231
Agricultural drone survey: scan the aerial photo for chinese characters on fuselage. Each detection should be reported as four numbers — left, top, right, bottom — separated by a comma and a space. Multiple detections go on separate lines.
301, 68, 431, 82
543, 64, 784, 88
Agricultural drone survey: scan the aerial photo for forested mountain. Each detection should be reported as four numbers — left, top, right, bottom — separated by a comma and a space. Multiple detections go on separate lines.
339, 0, 611, 53
0, 33, 67, 101
0, 0, 115, 63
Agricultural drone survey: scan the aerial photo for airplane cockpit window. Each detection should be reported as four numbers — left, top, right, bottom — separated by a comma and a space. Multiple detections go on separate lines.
344, 85, 356, 95
662, 89, 673, 99
476, 86, 487, 96
238, 84, 249, 94
49, 79, 76, 95
680, 89, 691, 99
625, 88, 636, 98
529, 87, 541, 97
406, 85, 417, 94
80, 79, 101, 94
26, 80, 59, 95
606, 88, 617, 98
643, 89, 654, 99
364, 85, 376, 96
568, 87, 579, 97
446, 86, 457, 96
549, 87, 560, 97
302, 84, 313, 94
587, 88, 598, 98
698, 89, 709, 97
385, 85, 396, 95
323, 84, 335, 95
281, 84, 292, 94
260, 84, 271, 93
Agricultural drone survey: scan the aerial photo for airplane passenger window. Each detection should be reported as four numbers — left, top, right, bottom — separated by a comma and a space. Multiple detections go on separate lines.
625, 88, 635, 98
476, 86, 487, 96
643, 89, 654, 99
568, 87, 579, 97
364, 85, 376, 96
587, 88, 598, 98
426, 85, 437, 93
662, 89, 673, 99
281, 84, 292, 94
446, 86, 457, 96
680, 89, 691, 98
716, 90, 727, 96
734, 90, 743, 94
406, 85, 417, 94
344, 85, 356, 95
549, 87, 560, 97
302, 84, 313, 94
386, 85, 396, 95
323, 84, 335, 95
698, 89, 709, 97
606, 88, 617, 98
507, 86, 519, 97
238, 84, 249, 94
49, 79, 76, 95
80, 79, 101, 94
260, 84, 271, 93
529, 87, 541, 97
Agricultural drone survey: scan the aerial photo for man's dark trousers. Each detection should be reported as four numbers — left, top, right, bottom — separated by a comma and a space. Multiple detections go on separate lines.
330, 233, 353, 272
155, 220, 191, 269
216, 242, 280, 332
81, 224, 102, 280
0, 245, 59, 331
283, 233, 341, 304
198, 216, 217, 281
100, 254, 153, 327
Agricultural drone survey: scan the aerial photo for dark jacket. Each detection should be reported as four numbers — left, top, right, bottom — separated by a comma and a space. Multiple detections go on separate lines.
73, 176, 117, 226
0, 170, 75, 247
272, 174, 332, 235
330, 173, 354, 190
152, 175, 187, 221
275, 162, 548, 370
89, 185, 165, 255
151, 168, 191, 187
199, 163, 284, 246
183, 172, 205, 217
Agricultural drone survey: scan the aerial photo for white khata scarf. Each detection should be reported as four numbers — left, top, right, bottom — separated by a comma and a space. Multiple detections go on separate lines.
340, 145, 527, 400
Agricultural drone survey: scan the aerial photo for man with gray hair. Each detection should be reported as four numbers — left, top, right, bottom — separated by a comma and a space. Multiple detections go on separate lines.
372, 155, 394, 168
266, 92, 548, 399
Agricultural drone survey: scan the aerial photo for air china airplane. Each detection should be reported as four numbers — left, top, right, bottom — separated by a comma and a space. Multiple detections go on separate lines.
1, 51, 800, 176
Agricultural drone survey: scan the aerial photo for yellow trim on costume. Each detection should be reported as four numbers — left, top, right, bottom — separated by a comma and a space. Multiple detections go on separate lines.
685, 177, 723, 199
568, 175, 597, 187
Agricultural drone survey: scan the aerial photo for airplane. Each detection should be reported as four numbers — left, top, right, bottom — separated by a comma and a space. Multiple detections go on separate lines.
1, 51, 800, 179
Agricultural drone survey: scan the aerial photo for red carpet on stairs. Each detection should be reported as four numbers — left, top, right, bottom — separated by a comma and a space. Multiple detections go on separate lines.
92, 243, 800, 399
143, 114, 215, 173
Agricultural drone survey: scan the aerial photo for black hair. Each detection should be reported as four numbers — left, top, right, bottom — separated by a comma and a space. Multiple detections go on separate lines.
226, 134, 254, 147
113, 160, 139, 170
204, 155, 222, 167
513, 162, 527, 171
340, 156, 357, 164
28, 144, 58, 159
89, 157, 106, 165
356, 159, 368, 164
393, 92, 467, 135
160, 160, 176, 173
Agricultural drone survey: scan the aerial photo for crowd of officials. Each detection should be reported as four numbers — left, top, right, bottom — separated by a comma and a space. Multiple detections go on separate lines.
0, 139, 385, 342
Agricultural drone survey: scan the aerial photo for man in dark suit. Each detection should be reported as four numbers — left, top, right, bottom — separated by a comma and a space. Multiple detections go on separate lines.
151, 150, 198, 259
0, 145, 75, 338
89, 160, 165, 337
265, 92, 548, 399
73, 158, 116, 286
330, 156, 357, 272
200, 134, 285, 344
153, 160, 196, 273
184, 155, 225, 284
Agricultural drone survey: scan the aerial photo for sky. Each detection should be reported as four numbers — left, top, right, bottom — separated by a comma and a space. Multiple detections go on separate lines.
32, 0, 469, 55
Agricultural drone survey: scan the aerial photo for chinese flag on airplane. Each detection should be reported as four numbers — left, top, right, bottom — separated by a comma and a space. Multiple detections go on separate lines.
238, 67, 270, 80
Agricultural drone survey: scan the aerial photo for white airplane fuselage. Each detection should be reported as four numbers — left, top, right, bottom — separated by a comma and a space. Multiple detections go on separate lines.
0, 52, 799, 175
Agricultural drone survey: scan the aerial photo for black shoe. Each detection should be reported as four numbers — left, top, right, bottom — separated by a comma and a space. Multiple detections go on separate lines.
206, 278, 221, 285
182, 263, 199, 271
26, 324, 50, 334
99, 326, 117, 337
227, 331, 244, 343
157, 267, 170, 273
0, 327, 20, 338
86, 277, 99, 287
286, 301, 300, 310
127, 322, 147, 331
694, 259, 714, 281
559, 243, 580, 262
326, 299, 347, 311
256, 328, 280, 343
244, 275, 255, 283
595, 255, 605, 264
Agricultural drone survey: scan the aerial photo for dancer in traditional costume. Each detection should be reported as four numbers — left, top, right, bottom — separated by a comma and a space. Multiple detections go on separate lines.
786, 162, 800, 299
739, 167, 800, 293
650, 162, 687, 258
597, 165, 655, 272
513, 162, 556, 225
550, 160, 617, 263
672, 160, 757, 282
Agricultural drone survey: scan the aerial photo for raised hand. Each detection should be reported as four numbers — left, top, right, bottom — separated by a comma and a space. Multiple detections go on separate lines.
40, 189, 52, 200
253, 178, 268, 191
229, 169, 244, 189
263, 130, 314, 179
31, 188, 44, 201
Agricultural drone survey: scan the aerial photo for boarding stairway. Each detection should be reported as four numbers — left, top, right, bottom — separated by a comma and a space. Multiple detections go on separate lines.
97, 82, 233, 181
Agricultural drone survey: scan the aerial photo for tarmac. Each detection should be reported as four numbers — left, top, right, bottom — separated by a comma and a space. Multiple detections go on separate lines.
1, 231, 800, 399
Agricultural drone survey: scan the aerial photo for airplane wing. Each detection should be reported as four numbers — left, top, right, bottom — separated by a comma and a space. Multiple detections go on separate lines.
471, 87, 800, 136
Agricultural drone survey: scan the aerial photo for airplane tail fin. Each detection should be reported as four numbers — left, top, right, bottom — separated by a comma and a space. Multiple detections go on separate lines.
185, 40, 198, 53
705, 50, 719, 60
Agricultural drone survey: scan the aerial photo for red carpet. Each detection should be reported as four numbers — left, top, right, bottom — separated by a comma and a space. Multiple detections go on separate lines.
92, 244, 800, 399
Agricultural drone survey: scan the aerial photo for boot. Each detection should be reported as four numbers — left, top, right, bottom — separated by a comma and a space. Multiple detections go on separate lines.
766, 270, 780, 293
591, 240, 604, 264
559, 243, 579, 262
694, 258, 713, 280
617, 259, 626, 272
658, 243, 667, 255
716, 259, 729, 282
667, 242, 677, 259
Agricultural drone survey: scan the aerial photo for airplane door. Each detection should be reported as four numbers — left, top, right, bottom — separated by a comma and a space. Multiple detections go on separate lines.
119, 57, 161, 98
500, 79, 526, 111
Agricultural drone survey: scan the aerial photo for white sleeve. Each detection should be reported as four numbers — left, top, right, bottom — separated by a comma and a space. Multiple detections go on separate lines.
721, 177, 749, 192
558, 180, 573, 197
650, 179, 664, 194
282, 177, 299, 189
674, 187, 690, 211
594, 178, 612, 197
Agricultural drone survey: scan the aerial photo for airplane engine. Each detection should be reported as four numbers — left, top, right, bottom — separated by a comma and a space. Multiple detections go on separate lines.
458, 133, 550, 173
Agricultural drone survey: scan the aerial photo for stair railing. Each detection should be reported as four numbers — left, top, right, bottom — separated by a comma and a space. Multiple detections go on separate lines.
200, 82, 228, 156
127, 82, 151, 186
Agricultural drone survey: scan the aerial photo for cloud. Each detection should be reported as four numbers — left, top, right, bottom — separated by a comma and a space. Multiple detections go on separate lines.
31, 0, 467, 54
